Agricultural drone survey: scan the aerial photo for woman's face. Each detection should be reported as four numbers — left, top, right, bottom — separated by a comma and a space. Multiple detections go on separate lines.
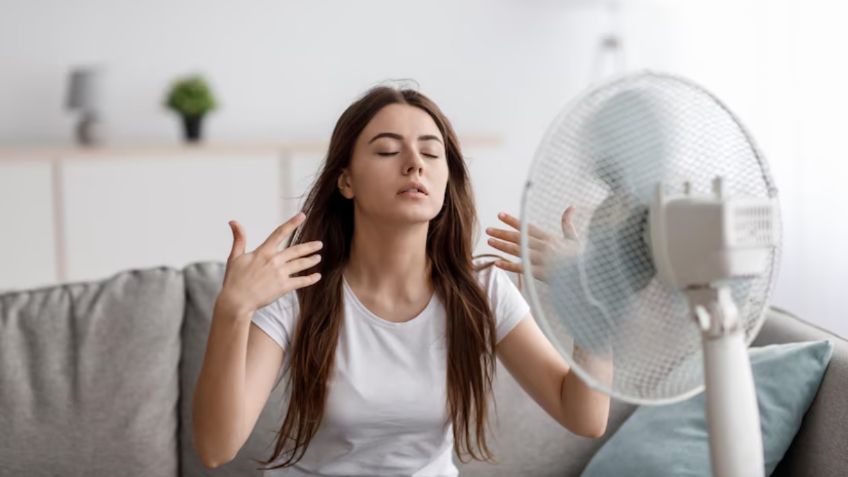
339, 103, 449, 225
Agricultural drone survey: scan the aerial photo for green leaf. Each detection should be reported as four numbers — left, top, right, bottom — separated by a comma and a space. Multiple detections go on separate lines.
164, 74, 217, 117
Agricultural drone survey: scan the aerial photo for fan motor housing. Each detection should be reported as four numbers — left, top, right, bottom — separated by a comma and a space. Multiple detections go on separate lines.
648, 183, 776, 289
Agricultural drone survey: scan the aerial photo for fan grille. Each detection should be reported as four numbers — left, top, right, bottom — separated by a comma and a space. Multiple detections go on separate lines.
521, 71, 781, 404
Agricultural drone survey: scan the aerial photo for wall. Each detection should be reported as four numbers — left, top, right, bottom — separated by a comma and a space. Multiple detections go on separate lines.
0, 0, 844, 335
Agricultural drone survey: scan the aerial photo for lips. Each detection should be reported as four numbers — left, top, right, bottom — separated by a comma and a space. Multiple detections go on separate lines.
397, 181, 429, 195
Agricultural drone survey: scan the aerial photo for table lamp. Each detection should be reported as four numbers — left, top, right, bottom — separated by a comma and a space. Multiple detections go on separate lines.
65, 66, 104, 146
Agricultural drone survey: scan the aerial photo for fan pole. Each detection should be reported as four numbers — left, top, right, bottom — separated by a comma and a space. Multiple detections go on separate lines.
689, 286, 765, 477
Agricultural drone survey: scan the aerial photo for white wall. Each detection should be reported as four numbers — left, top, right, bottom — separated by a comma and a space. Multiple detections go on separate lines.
1, 0, 845, 335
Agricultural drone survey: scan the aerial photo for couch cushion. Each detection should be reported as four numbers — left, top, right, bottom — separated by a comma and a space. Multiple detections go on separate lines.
181, 261, 287, 477
0, 266, 184, 476
752, 307, 848, 477
457, 359, 638, 477
580, 340, 833, 477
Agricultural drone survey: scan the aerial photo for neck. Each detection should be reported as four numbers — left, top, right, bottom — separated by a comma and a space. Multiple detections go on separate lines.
345, 212, 432, 302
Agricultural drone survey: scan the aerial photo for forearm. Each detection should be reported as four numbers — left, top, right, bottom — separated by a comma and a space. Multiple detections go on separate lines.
559, 345, 613, 438
191, 298, 254, 467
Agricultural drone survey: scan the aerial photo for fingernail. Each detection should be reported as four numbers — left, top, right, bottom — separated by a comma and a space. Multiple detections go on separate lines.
498, 212, 505, 218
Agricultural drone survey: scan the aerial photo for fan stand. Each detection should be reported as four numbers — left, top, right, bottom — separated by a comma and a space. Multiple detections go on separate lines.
687, 286, 765, 477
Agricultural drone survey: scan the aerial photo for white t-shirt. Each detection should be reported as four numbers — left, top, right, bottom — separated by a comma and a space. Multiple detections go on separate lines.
250, 260, 530, 477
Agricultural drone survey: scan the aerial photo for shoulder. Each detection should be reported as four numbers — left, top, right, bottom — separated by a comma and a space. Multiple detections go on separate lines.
472, 256, 497, 284
250, 290, 301, 350
256, 289, 300, 318
471, 257, 530, 343
472, 256, 519, 294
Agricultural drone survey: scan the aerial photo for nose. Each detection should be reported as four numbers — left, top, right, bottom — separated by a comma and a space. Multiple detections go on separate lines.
402, 147, 426, 176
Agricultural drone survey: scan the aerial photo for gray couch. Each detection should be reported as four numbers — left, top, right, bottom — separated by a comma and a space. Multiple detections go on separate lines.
1, 261, 845, 476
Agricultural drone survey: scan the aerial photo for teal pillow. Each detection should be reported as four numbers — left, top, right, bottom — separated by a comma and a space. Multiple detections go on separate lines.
581, 340, 834, 477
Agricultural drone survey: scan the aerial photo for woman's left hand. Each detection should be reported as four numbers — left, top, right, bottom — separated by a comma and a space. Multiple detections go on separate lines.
485, 206, 580, 282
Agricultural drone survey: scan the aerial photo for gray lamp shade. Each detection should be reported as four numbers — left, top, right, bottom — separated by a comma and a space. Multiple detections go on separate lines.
65, 67, 103, 112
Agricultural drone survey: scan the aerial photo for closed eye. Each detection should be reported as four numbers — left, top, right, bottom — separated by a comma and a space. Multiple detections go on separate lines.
377, 151, 440, 159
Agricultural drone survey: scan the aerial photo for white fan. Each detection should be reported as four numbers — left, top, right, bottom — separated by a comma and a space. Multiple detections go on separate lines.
520, 71, 780, 477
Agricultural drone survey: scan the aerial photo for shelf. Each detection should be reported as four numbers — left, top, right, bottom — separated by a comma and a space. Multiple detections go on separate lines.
0, 134, 505, 161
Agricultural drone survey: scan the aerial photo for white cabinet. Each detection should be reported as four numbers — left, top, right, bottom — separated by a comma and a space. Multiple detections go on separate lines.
0, 144, 328, 292
62, 153, 283, 284
281, 151, 325, 219
0, 160, 58, 291
0, 137, 502, 292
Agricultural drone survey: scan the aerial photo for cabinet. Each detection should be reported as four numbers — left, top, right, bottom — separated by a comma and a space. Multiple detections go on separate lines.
0, 137, 501, 292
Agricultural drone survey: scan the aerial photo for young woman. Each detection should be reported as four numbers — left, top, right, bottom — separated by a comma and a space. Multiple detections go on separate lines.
191, 85, 611, 476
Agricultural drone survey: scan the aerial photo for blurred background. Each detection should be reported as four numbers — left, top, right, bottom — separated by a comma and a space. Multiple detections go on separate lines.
0, 0, 845, 335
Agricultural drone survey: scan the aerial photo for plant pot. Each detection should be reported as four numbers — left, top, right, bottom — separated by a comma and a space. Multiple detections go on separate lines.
182, 115, 204, 142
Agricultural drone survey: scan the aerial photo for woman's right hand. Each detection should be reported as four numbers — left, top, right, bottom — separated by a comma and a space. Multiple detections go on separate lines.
216, 212, 323, 319
486, 206, 581, 282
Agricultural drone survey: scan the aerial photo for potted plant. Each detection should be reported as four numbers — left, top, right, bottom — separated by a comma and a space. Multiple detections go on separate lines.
164, 75, 217, 142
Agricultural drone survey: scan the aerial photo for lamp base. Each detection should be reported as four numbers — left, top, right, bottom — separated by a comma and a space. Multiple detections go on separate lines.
75, 112, 102, 146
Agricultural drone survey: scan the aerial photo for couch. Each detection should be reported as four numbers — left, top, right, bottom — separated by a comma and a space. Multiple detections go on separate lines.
1, 261, 845, 476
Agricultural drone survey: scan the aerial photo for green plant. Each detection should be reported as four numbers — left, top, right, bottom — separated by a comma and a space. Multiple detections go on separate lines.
164, 75, 217, 117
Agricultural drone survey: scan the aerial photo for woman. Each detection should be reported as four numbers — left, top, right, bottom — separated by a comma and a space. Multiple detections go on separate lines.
192, 85, 611, 476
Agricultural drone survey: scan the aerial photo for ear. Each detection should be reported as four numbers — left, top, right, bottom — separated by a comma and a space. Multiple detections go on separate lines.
337, 169, 354, 199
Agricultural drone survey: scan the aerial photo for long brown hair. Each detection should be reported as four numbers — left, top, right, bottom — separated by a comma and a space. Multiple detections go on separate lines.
259, 85, 499, 470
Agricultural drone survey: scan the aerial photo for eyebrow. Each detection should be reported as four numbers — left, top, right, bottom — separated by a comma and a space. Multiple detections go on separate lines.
368, 132, 443, 144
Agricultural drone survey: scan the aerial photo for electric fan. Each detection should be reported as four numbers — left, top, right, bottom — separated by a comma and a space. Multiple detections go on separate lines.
520, 71, 780, 477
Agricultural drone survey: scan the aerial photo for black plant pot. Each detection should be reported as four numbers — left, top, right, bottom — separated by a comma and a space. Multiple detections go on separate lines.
182, 115, 204, 142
